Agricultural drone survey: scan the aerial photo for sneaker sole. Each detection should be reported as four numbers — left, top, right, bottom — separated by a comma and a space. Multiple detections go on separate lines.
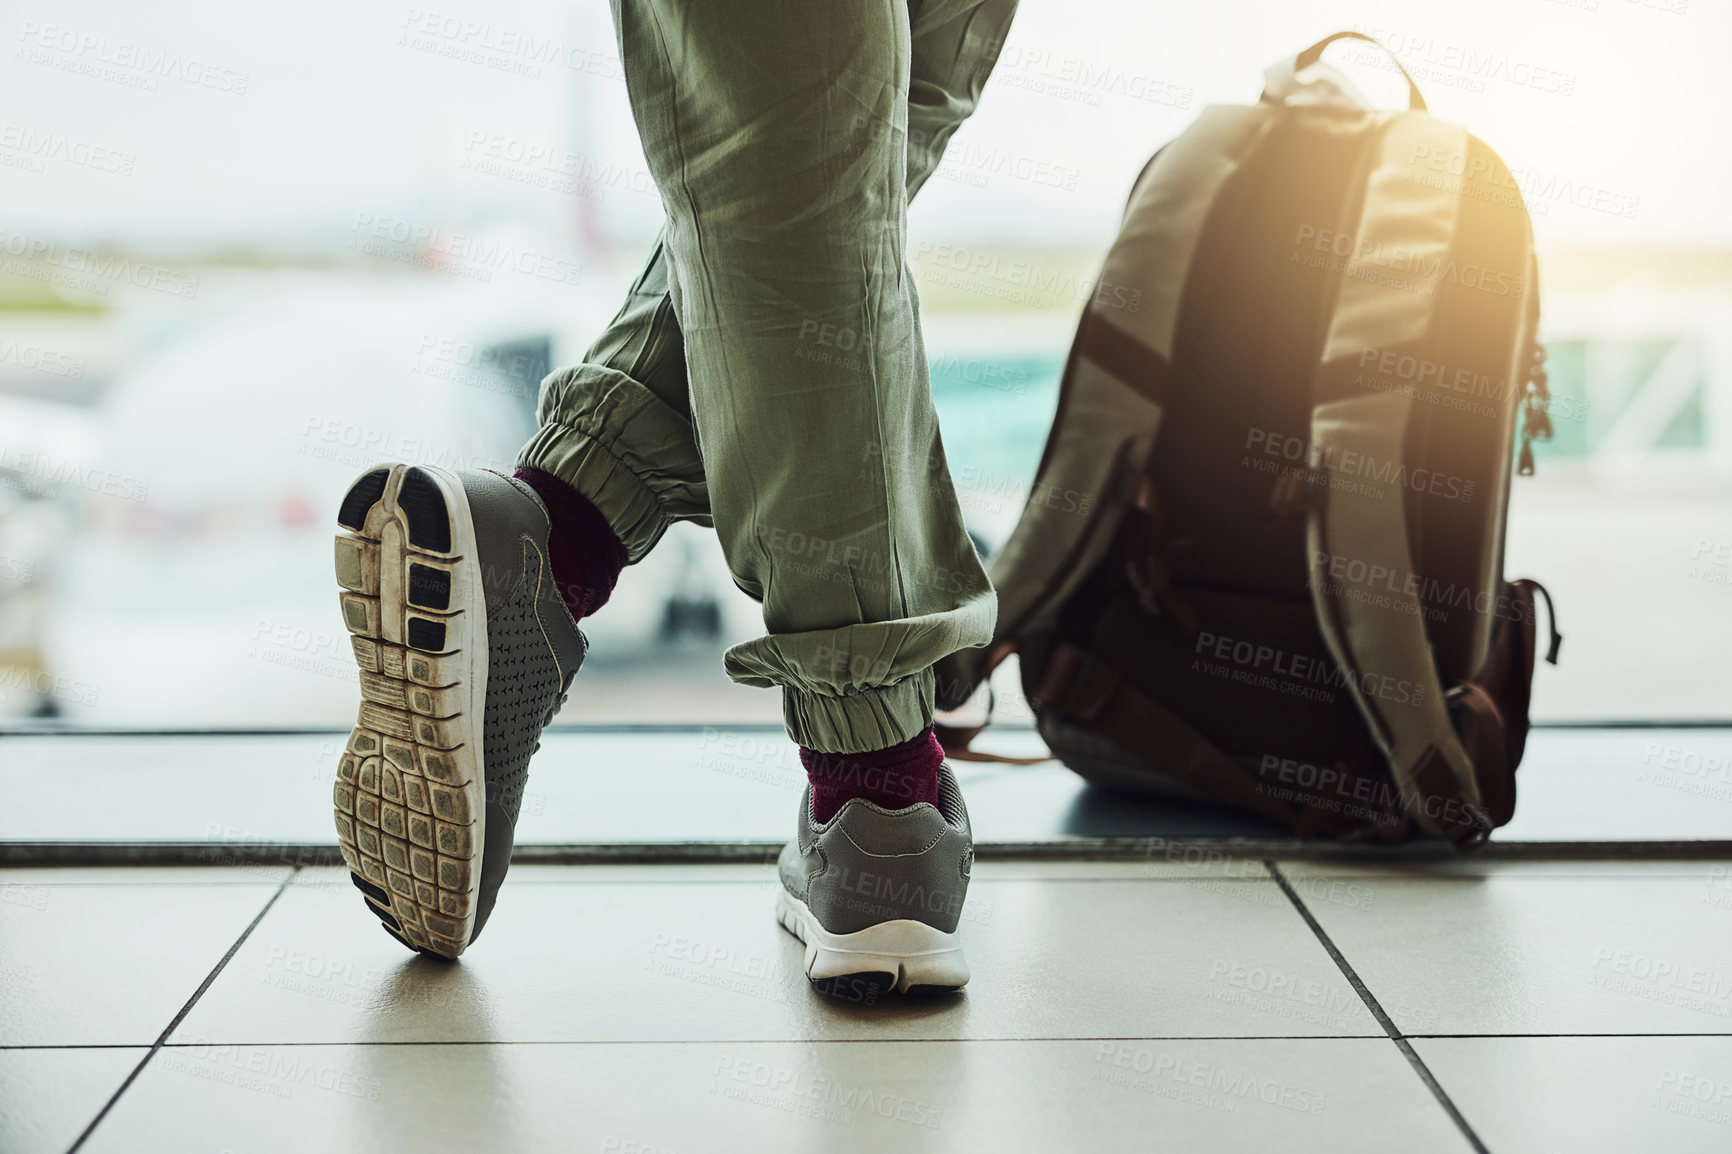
332, 464, 488, 959
775, 889, 969, 995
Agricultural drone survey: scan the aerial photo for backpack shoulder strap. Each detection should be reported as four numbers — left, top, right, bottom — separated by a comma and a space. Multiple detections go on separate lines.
1302, 112, 1493, 846
1304, 394, 1488, 843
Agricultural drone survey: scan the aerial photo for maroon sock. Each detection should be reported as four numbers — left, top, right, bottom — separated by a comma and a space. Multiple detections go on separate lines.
801, 726, 945, 823
512, 467, 628, 622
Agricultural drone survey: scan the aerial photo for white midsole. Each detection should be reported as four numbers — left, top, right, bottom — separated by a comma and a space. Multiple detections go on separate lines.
414, 466, 489, 948
776, 889, 969, 990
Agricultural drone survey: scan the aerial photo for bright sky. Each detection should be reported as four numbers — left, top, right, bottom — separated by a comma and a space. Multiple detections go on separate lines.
1, 0, 1726, 255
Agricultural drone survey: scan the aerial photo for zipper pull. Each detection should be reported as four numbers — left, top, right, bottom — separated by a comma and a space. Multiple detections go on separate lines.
1517, 341, 1551, 477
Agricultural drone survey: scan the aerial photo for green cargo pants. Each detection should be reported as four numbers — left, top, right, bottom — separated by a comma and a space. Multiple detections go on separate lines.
517, 0, 1018, 753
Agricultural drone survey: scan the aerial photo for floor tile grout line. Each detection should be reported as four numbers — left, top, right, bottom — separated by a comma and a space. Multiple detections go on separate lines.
0, 1045, 156, 1051
1403, 1032, 1732, 1039
1265, 860, 1491, 1154
13, 1031, 1732, 1053
64, 867, 299, 1154
133, 1035, 1395, 1047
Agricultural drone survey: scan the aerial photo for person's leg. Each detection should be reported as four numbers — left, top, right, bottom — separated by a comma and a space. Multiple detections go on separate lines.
523, 1, 1019, 751
794, 0, 1021, 821
335, 0, 1017, 961
586, 0, 1016, 993
519, 0, 1018, 823
600, 0, 997, 763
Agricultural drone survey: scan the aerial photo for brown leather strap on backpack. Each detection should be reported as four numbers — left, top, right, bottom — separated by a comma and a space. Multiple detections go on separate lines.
932, 641, 1053, 765
1446, 682, 1514, 828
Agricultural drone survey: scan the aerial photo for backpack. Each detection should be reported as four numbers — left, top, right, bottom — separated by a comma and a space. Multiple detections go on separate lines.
934, 32, 1562, 849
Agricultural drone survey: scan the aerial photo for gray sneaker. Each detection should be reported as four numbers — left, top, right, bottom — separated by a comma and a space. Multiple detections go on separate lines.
331, 464, 585, 958
776, 764, 973, 995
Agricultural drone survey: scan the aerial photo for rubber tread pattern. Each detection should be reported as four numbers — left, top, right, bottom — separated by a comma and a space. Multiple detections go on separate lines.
407, 618, 447, 653
398, 467, 452, 553
337, 468, 388, 531
408, 564, 452, 610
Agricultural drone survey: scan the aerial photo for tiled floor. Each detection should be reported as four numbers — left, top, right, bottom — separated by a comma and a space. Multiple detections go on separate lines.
5, 858, 1731, 1152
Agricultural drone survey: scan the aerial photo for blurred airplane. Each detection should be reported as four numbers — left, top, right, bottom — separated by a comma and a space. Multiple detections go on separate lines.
29, 274, 767, 725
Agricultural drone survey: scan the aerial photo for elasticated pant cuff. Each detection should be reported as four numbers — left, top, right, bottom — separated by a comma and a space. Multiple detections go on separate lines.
781, 667, 935, 755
